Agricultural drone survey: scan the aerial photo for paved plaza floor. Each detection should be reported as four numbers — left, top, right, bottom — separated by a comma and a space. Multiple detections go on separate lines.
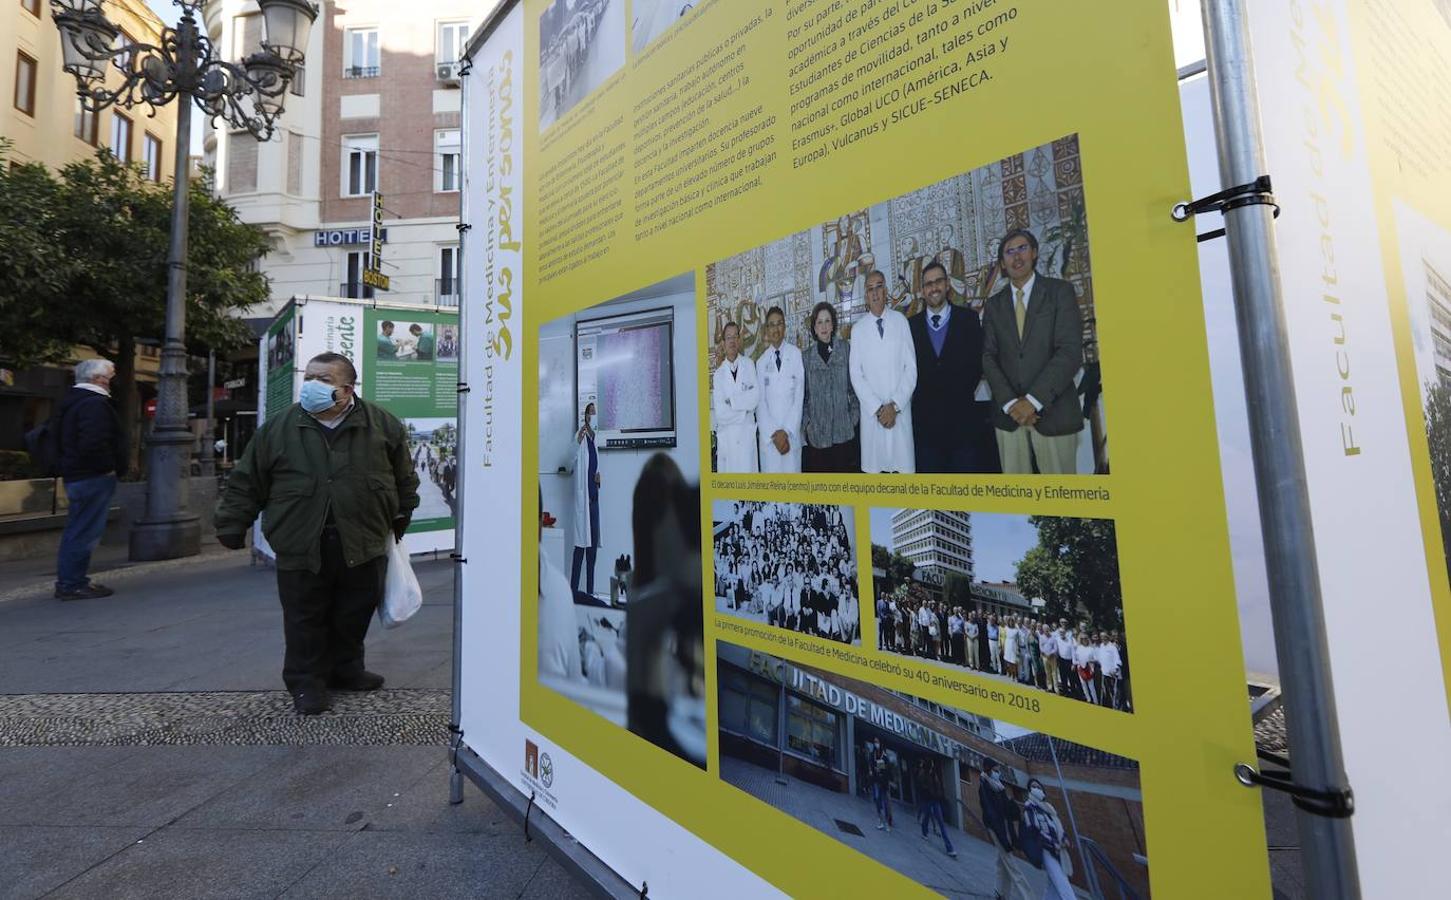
0, 552, 591, 900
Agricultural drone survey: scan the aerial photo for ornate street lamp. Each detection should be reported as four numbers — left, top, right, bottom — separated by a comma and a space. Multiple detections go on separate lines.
51, 0, 318, 561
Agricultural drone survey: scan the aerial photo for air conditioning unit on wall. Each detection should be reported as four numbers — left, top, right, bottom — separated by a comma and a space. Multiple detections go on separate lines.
436, 62, 460, 84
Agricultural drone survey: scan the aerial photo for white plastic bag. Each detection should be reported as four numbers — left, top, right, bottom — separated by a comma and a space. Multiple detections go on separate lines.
378, 538, 422, 629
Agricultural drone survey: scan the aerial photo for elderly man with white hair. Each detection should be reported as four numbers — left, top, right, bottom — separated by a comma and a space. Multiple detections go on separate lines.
51, 358, 127, 600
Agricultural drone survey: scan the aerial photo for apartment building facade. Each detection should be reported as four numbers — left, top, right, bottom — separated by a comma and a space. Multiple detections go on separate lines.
205, 0, 480, 314
2, 0, 178, 181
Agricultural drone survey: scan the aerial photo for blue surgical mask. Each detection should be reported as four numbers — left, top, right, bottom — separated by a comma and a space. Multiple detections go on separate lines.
300, 379, 339, 413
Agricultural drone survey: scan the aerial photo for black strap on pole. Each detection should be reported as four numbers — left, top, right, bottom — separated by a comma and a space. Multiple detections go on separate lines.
639, 881, 648, 899
524, 791, 536, 843
1172, 174, 1280, 242
1234, 747, 1355, 819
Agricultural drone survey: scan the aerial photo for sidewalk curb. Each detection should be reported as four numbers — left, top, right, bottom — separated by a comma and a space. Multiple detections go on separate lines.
0, 548, 259, 605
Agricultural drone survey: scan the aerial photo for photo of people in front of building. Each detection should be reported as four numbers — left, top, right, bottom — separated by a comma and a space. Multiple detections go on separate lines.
707, 134, 1105, 476
717, 642, 1149, 897
870, 509, 1131, 713
535, 274, 705, 768
712, 501, 861, 645
403, 418, 457, 524
539, 0, 625, 131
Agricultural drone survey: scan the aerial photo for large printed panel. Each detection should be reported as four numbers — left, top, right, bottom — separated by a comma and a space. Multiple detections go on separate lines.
1249, 3, 1451, 894
461, 1, 1273, 897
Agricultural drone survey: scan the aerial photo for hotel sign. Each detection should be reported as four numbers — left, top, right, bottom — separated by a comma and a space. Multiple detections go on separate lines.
313, 227, 389, 247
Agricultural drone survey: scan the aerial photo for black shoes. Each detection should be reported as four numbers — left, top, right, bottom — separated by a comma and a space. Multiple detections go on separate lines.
55, 582, 115, 601
329, 670, 385, 692
293, 688, 333, 716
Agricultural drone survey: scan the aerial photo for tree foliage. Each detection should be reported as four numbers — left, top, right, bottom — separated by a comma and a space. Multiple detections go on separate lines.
1014, 516, 1123, 630
0, 143, 270, 368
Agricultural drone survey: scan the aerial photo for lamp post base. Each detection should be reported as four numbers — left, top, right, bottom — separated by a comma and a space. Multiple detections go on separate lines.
129, 514, 202, 561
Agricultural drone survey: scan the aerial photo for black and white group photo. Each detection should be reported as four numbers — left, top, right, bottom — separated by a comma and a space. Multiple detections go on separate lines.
539, 0, 625, 130
712, 501, 861, 645
870, 509, 1131, 712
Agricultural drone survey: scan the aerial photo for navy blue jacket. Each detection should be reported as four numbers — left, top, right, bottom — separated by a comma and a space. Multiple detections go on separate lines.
56, 386, 126, 480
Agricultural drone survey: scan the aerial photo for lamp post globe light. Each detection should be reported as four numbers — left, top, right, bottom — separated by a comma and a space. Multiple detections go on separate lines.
50, 0, 318, 561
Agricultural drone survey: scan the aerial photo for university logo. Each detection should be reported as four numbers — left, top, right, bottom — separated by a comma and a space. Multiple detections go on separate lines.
524, 739, 539, 779
539, 752, 554, 788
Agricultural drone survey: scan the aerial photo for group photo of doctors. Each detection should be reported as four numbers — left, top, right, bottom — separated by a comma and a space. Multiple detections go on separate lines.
707, 135, 1107, 477
712, 501, 861, 645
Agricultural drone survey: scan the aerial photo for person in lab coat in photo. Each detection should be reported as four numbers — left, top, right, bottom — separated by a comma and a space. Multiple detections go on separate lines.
572, 402, 601, 598
756, 306, 805, 474
849, 270, 917, 473
713, 321, 760, 473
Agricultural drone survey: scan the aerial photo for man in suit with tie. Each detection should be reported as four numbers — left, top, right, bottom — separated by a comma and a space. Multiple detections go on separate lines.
909, 261, 987, 473
982, 229, 1085, 474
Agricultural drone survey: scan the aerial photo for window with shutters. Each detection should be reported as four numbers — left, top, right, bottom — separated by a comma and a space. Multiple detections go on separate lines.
435, 129, 460, 192
228, 133, 258, 193
287, 131, 303, 195
74, 98, 98, 144
344, 28, 380, 78
14, 51, 36, 117
110, 112, 133, 163
342, 134, 378, 197
143, 133, 163, 181
233, 14, 262, 61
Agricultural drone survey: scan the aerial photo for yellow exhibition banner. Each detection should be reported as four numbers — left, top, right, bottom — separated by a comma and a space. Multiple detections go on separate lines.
513, 1, 1271, 895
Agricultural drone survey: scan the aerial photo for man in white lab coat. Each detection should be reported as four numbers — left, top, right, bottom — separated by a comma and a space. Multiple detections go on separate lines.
850, 270, 917, 473
712, 321, 760, 473
756, 306, 805, 474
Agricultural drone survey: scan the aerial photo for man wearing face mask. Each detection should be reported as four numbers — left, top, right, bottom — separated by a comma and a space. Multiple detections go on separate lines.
215, 353, 419, 715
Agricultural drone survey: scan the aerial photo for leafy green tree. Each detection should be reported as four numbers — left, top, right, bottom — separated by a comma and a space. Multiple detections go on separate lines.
946, 572, 973, 608
0, 141, 75, 367
1014, 516, 1123, 631
0, 145, 270, 467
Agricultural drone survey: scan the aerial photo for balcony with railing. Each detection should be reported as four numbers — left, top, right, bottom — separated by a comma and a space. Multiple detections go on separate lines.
343, 65, 379, 79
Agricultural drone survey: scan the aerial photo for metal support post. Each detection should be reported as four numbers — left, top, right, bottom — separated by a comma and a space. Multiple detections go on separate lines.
130, 80, 201, 561
1200, 1, 1359, 895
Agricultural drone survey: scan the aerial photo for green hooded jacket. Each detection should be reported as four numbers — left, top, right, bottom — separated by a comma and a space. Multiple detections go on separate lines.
214, 398, 420, 572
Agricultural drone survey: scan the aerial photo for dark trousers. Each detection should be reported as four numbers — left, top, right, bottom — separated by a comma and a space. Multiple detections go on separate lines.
571, 545, 597, 596
803, 437, 858, 473
56, 474, 117, 591
275, 528, 386, 693
913, 437, 978, 474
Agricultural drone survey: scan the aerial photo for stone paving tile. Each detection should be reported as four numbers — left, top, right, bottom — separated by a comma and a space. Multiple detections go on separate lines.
170, 746, 446, 833
276, 830, 579, 900
0, 824, 152, 900
43, 827, 352, 900
0, 690, 450, 747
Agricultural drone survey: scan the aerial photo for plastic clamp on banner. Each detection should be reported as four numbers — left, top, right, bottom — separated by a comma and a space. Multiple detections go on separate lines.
449, 552, 467, 564
448, 724, 464, 772
638, 881, 648, 899
456, 222, 471, 234
1171, 174, 1280, 243
1234, 747, 1355, 819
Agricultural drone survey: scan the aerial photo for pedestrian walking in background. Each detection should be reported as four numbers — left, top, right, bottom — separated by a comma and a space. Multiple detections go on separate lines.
978, 759, 1033, 899
51, 359, 126, 601
1023, 778, 1076, 900
215, 352, 419, 715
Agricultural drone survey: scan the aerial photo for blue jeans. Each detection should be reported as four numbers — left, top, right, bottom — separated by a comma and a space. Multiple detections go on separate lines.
921, 799, 954, 854
872, 782, 892, 825
56, 475, 117, 591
